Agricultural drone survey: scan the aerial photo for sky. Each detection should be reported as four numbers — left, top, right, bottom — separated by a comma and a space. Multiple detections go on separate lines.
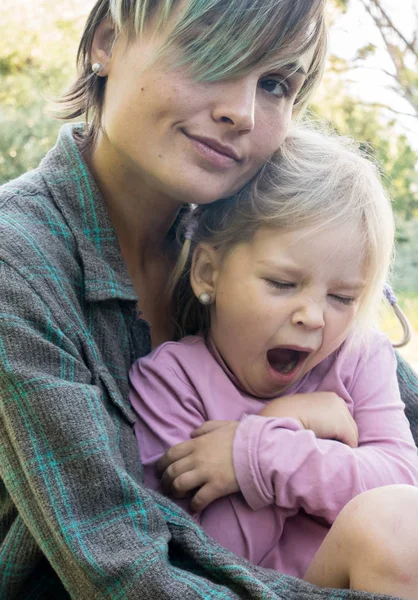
328, 0, 418, 148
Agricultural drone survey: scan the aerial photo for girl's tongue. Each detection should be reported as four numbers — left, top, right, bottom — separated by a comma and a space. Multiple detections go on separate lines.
267, 348, 305, 374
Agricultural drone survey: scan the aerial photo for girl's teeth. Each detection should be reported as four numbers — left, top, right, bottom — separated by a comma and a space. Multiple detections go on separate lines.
280, 358, 298, 374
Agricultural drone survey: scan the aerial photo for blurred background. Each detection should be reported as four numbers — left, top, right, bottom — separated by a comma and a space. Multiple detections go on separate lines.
0, 0, 417, 368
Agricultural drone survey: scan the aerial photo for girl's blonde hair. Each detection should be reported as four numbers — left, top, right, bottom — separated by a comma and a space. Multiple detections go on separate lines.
59, 0, 327, 151
170, 126, 395, 342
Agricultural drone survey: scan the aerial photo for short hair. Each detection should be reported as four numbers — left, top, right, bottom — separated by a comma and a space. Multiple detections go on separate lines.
171, 126, 395, 343
59, 0, 327, 150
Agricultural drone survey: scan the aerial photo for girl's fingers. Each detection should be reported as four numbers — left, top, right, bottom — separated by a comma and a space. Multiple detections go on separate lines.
170, 470, 207, 499
190, 482, 223, 512
346, 417, 359, 448
160, 455, 196, 493
157, 439, 194, 473
190, 420, 234, 438
337, 418, 359, 448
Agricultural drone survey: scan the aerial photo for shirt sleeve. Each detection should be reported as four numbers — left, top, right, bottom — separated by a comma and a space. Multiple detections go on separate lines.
0, 261, 230, 598
129, 351, 207, 497
233, 335, 418, 523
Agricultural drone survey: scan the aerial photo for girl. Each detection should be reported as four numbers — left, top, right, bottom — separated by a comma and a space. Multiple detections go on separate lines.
130, 126, 418, 598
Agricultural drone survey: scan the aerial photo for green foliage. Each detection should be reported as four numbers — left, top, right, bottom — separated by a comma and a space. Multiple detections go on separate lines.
312, 76, 418, 219
393, 220, 418, 293
0, 112, 60, 184
332, 0, 349, 11
0, 0, 87, 183
355, 43, 377, 61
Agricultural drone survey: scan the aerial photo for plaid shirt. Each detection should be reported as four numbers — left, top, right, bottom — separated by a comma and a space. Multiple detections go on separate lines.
0, 124, 417, 600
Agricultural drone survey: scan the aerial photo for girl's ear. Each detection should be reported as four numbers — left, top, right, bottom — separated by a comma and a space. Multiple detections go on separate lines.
90, 18, 118, 77
190, 244, 221, 302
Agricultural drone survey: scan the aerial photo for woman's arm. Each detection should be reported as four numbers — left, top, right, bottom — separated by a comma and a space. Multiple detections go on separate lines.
233, 335, 418, 523
0, 261, 185, 597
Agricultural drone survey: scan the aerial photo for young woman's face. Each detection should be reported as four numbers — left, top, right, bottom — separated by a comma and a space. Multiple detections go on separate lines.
205, 223, 367, 399
97, 27, 314, 206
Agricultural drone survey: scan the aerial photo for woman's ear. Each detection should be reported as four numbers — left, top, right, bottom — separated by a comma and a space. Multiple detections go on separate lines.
90, 18, 118, 77
190, 244, 220, 303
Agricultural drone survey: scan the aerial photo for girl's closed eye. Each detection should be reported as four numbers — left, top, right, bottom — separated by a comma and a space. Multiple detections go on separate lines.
329, 294, 356, 306
265, 279, 295, 290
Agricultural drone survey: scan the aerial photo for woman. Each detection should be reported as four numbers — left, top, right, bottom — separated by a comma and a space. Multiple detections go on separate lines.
0, 0, 416, 598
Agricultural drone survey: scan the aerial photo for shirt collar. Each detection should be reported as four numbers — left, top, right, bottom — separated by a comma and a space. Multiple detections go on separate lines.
39, 123, 137, 303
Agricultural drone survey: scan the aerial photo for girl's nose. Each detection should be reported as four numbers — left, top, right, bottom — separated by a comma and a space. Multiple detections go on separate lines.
211, 78, 256, 134
291, 300, 325, 330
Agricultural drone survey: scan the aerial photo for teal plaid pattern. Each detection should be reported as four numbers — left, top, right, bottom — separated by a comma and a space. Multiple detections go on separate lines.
0, 124, 416, 599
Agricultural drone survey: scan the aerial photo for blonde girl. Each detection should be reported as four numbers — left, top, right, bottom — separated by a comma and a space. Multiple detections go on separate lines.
131, 126, 418, 599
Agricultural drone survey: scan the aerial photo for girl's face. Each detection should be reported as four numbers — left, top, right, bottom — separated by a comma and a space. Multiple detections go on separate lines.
196, 223, 367, 399
94, 25, 314, 206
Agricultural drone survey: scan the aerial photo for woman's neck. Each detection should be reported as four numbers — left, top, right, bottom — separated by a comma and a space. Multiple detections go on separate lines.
85, 134, 183, 345
85, 133, 182, 276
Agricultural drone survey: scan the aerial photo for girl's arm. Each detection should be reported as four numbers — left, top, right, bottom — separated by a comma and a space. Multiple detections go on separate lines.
130, 350, 215, 500
233, 334, 418, 523
131, 346, 310, 513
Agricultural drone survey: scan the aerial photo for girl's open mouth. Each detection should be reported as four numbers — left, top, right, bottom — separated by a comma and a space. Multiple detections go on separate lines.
266, 347, 310, 378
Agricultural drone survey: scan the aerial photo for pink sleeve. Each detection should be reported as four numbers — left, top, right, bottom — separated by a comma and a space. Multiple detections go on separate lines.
129, 351, 206, 497
233, 336, 418, 523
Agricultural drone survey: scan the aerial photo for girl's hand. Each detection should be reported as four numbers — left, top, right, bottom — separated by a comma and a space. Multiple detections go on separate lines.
259, 392, 359, 448
157, 420, 240, 512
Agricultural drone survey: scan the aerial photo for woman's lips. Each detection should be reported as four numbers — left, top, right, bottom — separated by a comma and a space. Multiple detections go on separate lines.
183, 131, 241, 169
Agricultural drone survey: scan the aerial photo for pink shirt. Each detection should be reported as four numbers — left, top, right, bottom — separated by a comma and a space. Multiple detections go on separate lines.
129, 330, 418, 578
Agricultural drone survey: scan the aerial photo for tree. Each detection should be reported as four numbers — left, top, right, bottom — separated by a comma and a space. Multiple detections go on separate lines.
316, 1, 418, 291
311, 73, 418, 219
322, 0, 418, 216
331, 0, 418, 119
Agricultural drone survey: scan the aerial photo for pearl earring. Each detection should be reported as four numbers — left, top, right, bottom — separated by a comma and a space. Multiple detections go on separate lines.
91, 62, 102, 74
198, 292, 212, 305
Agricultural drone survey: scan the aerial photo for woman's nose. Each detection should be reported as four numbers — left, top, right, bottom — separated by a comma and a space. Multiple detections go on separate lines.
291, 300, 325, 330
211, 78, 256, 134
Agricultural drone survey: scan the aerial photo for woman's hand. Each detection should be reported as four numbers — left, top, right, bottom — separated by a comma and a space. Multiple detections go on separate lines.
259, 392, 359, 448
157, 420, 240, 512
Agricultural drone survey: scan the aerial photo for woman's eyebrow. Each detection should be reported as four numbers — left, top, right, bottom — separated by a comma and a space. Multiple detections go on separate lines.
281, 62, 307, 77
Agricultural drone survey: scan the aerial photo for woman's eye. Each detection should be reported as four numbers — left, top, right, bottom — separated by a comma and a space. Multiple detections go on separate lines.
259, 77, 290, 98
265, 279, 294, 290
329, 294, 355, 306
